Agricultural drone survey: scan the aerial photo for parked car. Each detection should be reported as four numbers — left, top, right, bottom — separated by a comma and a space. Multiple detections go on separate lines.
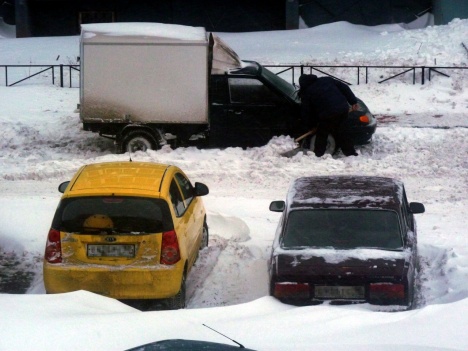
126, 339, 256, 351
268, 176, 425, 309
43, 161, 209, 309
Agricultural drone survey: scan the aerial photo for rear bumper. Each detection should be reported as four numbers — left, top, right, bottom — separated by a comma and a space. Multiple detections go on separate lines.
346, 119, 377, 145
270, 277, 411, 307
349, 125, 377, 145
43, 261, 184, 299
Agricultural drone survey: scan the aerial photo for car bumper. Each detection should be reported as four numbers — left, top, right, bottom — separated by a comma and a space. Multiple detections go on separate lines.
270, 277, 411, 307
43, 261, 184, 299
349, 123, 377, 145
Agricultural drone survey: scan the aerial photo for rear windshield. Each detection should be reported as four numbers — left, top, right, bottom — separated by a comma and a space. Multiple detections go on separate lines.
52, 196, 173, 234
260, 66, 299, 102
282, 209, 403, 250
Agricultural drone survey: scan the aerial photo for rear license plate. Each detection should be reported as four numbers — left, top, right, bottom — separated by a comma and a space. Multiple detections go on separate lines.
315, 285, 365, 299
87, 244, 135, 258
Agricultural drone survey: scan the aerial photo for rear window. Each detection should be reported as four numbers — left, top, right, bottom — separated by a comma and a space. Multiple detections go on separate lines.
52, 196, 173, 234
282, 209, 403, 250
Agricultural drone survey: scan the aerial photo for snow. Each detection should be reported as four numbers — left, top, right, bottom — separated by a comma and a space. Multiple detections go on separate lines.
1, 16, 468, 351
275, 248, 410, 265
81, 22, 207, 41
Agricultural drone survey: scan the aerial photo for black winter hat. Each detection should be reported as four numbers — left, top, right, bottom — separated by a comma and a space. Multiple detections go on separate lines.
299, 74, 317, 89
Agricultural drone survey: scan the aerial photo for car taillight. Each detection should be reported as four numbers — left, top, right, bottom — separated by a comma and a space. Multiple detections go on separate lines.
161, 230, 180, 265
44, 228, 62, 263
359, 115, 370, 124
369, 283, 405, 303
274, 282, 310, 299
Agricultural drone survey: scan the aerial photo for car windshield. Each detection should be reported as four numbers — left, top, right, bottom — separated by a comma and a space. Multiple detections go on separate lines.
52, 196, 173, 234
260, 65, 299, 102
282, 209, 403, 250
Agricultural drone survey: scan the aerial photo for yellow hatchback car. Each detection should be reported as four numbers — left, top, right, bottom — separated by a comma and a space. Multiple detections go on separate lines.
43, 161, 209, 309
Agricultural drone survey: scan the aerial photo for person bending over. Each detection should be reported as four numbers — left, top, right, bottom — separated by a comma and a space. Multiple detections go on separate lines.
299, 74, 359, 157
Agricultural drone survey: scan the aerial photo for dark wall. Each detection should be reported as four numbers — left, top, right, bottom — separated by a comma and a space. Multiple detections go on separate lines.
433, 0, 468, 24
20, 0, 286, 37
300, 0, 432, 27
10, 0, 466, 38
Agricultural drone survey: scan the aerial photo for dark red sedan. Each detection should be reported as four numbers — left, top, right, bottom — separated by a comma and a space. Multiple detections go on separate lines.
268, 176, 425, 309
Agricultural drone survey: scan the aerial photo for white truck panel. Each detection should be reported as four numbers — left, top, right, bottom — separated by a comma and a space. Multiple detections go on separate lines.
80, 24, 209, 124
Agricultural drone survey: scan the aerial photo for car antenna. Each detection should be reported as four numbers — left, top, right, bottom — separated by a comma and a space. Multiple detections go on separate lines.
202, 324, 245, 348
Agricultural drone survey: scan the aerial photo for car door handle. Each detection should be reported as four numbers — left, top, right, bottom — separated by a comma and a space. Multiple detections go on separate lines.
228, 109, 243, 115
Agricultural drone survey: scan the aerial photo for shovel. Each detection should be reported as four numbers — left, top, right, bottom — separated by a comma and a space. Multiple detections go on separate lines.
280, 128, 317, 157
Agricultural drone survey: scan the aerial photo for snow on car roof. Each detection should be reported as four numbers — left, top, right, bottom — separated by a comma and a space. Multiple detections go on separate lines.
287, 176, 403, 210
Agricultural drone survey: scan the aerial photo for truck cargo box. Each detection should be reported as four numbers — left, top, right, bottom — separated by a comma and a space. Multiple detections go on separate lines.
80, 23, 209, 125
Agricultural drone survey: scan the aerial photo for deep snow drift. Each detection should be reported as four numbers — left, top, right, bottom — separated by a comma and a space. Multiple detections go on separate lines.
0, 17, 467, 351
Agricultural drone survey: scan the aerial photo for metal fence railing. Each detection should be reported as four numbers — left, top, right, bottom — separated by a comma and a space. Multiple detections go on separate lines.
264, 64, 468, 86
0, 63, 466, 87
0, 64, 80, 87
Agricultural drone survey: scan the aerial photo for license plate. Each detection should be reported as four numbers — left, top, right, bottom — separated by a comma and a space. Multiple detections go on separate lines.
314, 285, 365, 299
87, 244, 135, 258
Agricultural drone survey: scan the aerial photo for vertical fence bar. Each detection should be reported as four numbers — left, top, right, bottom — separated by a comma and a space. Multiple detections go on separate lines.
421, 67, 425, 85
413, 68, 416, 84
60, 64, 64, 87
366, 67, 368, 84
4, 66, 7, 86
52, 66, 55, 85
357, 67, 360, 85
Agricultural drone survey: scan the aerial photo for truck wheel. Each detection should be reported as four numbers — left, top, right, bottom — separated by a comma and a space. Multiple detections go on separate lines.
122, 130, 159, 153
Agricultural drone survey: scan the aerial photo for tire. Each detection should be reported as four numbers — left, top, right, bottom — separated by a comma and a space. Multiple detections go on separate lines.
166, 274, 186, 310
199, 222, 209, 250
306, 134, 336, 155
121, 129, 159, 153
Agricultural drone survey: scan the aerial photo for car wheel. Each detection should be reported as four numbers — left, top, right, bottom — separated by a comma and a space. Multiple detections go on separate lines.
306, 134, 336, 154
200, 222, 209, 250
122, 129, 159, 153
166, 274, 186, 310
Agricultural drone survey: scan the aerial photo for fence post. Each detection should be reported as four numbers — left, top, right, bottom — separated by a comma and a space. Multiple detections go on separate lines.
5, 66, 7, 86
421, 67, 425, 85
60, 64, 64, 87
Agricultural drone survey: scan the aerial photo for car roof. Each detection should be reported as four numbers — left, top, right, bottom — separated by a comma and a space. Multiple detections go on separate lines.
65, 161, 174, 197
287, 176, 403, 211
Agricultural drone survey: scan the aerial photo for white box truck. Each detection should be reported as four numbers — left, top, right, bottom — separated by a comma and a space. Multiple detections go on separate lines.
79, 22, 375, 153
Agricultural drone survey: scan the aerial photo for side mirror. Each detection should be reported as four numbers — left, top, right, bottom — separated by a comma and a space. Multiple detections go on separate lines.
409, 202, 425, 214
269, 200, 285, 212
194, 182, 209, 197
58, 181, 70, 193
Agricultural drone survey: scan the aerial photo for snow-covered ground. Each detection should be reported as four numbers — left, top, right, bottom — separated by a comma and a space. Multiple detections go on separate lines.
0, 16, 467, 351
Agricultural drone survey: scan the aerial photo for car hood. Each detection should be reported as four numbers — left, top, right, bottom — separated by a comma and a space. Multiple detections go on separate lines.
273, 247, 410, 278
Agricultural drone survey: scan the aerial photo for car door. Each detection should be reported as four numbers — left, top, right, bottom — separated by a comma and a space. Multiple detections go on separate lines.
171, 173, 202, 268
225, 76, 292, 147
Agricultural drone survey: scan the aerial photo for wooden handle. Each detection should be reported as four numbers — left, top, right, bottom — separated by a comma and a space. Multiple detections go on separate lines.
295, 128, 317, 142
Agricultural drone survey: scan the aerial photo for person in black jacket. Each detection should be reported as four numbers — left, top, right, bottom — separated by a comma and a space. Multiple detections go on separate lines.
299, 74, 359, 157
